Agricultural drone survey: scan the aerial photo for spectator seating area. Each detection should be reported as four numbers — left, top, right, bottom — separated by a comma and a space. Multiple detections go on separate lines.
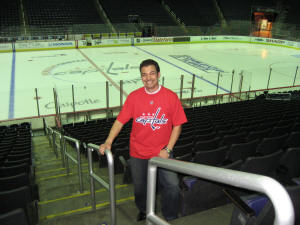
99, 0, 176, 26
285, 0, 300, 25
0, 123, 39, 225
216, 0, 252, 21
1, 0, 300, 37
23, 0, 108, 35
63, 98, 300, 176
163, 0, 218, 26
64, 107, 300, 223
62, 98, 300, 215
0, 0, 21, 36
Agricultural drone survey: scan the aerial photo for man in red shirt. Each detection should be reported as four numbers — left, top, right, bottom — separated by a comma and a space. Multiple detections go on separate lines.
99, 59, 187, 221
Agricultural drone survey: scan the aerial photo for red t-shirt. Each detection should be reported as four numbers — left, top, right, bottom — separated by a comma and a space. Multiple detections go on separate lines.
117, 86, 187, 159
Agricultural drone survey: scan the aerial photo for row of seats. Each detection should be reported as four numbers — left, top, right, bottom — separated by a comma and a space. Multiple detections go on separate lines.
99, 0, 176, 26
0, 123, 39, 225
63, 98, 300, 176
0, 0, 20, 27
24, 0, 104, 33
163, 0, 218, 26
61, 97, 300, 220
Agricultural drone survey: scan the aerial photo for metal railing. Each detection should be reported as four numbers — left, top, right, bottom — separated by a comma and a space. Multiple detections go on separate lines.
146, 157, 295, 225
63, 135, 83, 193
46, 126, 59, 158
53, 129, 64, 165
87, 143, 116, 225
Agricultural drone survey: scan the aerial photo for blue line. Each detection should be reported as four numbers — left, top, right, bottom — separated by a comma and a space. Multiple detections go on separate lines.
133, 46, 230, 93
8, 50, 16, 119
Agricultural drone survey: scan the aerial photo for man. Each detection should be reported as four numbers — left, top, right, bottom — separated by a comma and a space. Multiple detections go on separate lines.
99, 59, 187, 221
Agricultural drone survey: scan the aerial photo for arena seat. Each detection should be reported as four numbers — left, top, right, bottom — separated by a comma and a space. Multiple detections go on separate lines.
226, 139, 260, 163
256, 133, 288, 155
193, 146, 228, 166
229, 185, 300, 225
0, 208, 28, 225
240, 150, 284, 179
285, 132, 300, 148
194, 137, 221, 152
180, 160, 243, 216
0, 186, 39, 225
277, 147, 300, 185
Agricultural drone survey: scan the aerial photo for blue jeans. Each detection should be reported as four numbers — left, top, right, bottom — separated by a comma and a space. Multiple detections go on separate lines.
129, 156, 180, 221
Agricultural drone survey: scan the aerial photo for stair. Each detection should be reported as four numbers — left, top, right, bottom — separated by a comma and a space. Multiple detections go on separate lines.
33, 135, 138, 225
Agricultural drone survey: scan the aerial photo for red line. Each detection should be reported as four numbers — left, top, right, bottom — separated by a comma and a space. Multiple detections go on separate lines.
77, 48, 128, 97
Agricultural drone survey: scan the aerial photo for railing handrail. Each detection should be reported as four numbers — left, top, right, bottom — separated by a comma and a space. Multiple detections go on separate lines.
87, 143, 116, 225
147, 157, 295, 225
63, 134, 83, 193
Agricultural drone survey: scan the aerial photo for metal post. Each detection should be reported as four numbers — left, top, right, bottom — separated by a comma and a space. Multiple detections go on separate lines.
248, 85, 251, 100
293, 66, 298, 86
75, 139, 83, 193
58, 105, 62, 131
120, 80, 123, 107
180, 75, 184, 100
52, 131, 58, 158
63, 138, 69, 174
190, 74, 195, 105
239, 72, 244, 99
72, 85, 76, 122
35, 88, 40, 117
63, 136, 84, 193
106, 81, 109, 119
55, 131, 65, 167
87, 144, 116, 225
53, 88, 58, 115
216, 72, 220, 96
88, 147, 96, 210
230, 70, 235, 102
267, 67, 272, 90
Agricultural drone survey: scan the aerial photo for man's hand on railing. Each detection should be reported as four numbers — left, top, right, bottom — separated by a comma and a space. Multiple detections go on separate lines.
99, 142, 112, 155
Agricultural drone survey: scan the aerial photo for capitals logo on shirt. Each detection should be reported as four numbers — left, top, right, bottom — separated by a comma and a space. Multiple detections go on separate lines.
135, 107, 168, 131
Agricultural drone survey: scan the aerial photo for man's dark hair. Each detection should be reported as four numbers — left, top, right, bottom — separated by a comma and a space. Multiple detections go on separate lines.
139, 59, 160, 73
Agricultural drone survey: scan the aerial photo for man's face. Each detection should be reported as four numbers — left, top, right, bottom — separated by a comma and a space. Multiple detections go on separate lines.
141, 65, 160, 93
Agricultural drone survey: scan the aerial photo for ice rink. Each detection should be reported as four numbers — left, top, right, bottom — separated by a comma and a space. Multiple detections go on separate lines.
1, 42, 300, 121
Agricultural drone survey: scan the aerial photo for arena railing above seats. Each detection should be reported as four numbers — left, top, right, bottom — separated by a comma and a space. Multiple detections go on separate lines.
146, 157, 295, 225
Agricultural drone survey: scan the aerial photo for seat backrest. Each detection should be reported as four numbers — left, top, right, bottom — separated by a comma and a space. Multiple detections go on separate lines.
222, 159, 243, 170
0, 163, 30, 178
193, 145, 228, 166
0, 208, 28, 225
228, 139, 260, 162
0, 186, 32, 213
240, 150, 283, 178
256, 133, 289, 155
247, 128, 271, 142
194, 131, 217, 142
175, 135, 194, 146
269, 124, 293, 137
280, 147, 300, 178
0, 173, 30, 192
173, 142, 193, 157
285, 132, 300, 148
194, 137, 221, 152
220, 132, 247, 146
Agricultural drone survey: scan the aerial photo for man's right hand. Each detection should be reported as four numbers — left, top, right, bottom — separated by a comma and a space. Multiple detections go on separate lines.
99, 142, 112, 155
